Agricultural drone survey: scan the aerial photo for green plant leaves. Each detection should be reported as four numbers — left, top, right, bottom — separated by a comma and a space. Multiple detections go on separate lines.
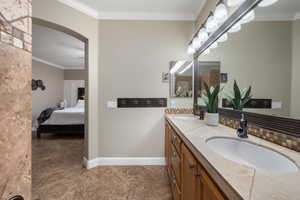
225, 80, 252, 111
201, 81, 220, 113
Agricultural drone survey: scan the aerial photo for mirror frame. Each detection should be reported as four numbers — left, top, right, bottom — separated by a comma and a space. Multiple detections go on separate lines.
192, 0, 300, 138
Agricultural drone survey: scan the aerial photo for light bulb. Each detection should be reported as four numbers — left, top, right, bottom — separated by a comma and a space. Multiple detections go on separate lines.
227, 0, 246, 7
198, 27, 209, 43
187, 45, 195, 55
192, 37, 201, 50
210, 42, 218, 49
206, 14, 218, 33
215, 3, 228, 24
240, 10, 255, 24
259, 0, 278, 7
203, 48, 210, 55
228, 22, 241, 33
218, 33, 228, 43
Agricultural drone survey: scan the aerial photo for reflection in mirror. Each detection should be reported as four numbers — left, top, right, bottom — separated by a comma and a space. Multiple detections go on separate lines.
169, 61, 193, 98
197, 62, 221, 97
197, 0, 300, 120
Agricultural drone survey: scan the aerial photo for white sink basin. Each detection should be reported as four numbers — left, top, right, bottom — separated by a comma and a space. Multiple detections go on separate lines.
206, 137, 299, 173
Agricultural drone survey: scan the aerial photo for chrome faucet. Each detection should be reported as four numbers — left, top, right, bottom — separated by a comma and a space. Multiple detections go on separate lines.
237, 113, 248, 138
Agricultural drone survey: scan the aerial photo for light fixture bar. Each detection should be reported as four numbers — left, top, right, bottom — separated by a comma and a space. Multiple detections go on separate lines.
194, 0, 263, 58
179, 63, 193, 74
170, 61, 185, 74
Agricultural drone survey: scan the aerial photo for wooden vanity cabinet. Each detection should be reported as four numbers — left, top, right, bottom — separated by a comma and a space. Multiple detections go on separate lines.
181, 144, 198, 200
165, 120, 227, 200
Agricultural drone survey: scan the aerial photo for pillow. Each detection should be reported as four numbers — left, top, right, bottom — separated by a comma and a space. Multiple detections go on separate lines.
75, 100, 85, 108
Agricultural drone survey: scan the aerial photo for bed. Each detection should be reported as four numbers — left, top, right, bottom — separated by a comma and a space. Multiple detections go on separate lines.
36, 88, 85, 138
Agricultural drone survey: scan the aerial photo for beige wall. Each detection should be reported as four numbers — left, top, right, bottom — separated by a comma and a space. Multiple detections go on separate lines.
291, 19, 300, 119
98, 20, 193, 157
199, 21, 292, 116
33, 0, 99, 159
64, 70, 86, 80
32, 60, 64, 124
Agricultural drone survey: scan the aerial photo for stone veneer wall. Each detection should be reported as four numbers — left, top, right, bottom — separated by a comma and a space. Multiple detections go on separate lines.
0, 1, 32, 200
220, 116, 300, 153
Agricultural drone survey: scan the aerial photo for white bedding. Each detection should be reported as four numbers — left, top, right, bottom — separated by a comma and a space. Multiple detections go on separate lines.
42, 107, 85, 125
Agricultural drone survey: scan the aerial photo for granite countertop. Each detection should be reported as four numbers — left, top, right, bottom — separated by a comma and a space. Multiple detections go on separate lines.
165, 114, 300, 200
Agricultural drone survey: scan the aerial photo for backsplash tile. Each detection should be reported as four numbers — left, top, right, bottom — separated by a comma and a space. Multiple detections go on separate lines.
165, 108, 193, 114
220, 116, 300, 153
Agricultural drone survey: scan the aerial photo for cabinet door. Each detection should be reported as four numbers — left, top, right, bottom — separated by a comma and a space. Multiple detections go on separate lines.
197, 165, 226, 200
170, 144, 181, 184
182, 144, 198, 200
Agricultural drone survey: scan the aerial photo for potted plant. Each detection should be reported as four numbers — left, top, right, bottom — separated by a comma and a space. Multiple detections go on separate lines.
224, 80, 252, 111
201, 81, 221, 126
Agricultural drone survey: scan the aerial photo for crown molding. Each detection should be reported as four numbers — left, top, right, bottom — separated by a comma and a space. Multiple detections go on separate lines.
57, 0, 99, 18
57, 0, 196, 21
32, 56, 85, 70
97, 11, 195, 21
32, 56, 66, 69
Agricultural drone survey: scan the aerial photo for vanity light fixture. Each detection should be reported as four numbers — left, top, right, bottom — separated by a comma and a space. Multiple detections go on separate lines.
227, 0, 246, 7
187, 45, 195, 55
240, 10, 255, 24
192, 37, 201, 50
170, 61, 185, 74
215, 0, 229, 24
198, 25, 209, 43
179, 62, 193, 74
206, 12, 219, 33
258, 0, 278, 7
228, 22, 242, 33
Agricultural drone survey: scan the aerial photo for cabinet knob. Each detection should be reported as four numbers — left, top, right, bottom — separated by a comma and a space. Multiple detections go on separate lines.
172, 179, 176, 185
194, 172, 201, 177
189, 164, 195, 169
172, 152, 177, 157
172, 135, 177, 141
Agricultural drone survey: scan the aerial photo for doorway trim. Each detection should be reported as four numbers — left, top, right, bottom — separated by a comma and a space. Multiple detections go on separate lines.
32, 17, 90, 162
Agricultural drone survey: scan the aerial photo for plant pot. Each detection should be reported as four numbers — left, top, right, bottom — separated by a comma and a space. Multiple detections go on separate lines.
205, 113, 219, 126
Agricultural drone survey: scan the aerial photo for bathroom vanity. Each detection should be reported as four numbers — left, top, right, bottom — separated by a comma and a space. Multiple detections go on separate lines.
165, 114, 300, 200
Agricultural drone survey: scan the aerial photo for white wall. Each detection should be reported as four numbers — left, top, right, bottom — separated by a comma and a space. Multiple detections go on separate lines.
98, 20, 194, 157
291, 19, 300, 119
64, 80, 85, 107
32, 60, 64, 128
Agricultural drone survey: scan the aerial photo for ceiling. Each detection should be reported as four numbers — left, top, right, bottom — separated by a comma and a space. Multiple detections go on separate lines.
57, 0, 206, 20
32, 24, 85, 70
255, 0, 300, 21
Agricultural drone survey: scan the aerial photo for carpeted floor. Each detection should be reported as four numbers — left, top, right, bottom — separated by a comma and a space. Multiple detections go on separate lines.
32, 134, 172, 200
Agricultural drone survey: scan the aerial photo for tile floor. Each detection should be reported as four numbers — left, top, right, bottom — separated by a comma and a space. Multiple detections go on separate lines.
32, 134, 172, 200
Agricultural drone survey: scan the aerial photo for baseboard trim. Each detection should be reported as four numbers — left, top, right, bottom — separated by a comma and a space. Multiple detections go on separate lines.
83, 157, 166, 169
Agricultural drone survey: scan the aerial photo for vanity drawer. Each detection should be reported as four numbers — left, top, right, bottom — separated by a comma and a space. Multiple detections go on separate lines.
170, 144, 181, 185
170, 128, 182, 154
170, 168, 181, 200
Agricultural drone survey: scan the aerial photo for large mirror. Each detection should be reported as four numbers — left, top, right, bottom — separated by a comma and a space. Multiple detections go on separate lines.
169, 61, 193, 98
195, 0, 300, 120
